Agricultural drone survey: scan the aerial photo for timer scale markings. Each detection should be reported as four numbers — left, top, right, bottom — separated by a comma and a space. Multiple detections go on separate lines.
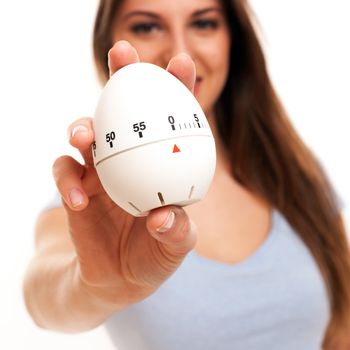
104, 117, 206, 145
194, 114, 201, 128
95, 134, 212, 166
169, 114, 206, 132
168, 116, 176, 130
106, 131, 116, 148
177, 122, 206, 130
128, 202, 142, 214
133, 121, 146, 139
94, 113, 209, 163
101, 115, 206, 150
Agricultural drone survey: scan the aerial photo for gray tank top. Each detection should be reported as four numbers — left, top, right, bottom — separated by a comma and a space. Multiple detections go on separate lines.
104, 210, 330, 350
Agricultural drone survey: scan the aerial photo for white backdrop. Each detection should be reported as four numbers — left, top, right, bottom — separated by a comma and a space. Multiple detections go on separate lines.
0, 1, 349, 349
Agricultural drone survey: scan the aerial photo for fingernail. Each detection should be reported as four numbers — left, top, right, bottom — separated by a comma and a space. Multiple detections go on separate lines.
71, 125, 89, 138
157, 211, 175, 233
177, 52, 191, 60
69, 188, 84, 207
116, 40, 131, 49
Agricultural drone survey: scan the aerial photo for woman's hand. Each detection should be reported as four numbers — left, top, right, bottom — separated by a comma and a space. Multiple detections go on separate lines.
52, 40, 197, 308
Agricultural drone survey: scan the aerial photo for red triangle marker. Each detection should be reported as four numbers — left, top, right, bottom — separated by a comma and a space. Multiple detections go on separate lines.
173, 144, 181, 153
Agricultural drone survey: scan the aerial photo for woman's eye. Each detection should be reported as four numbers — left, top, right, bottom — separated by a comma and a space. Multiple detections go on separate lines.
192, 19, 219, 30
130, 22, 160, 34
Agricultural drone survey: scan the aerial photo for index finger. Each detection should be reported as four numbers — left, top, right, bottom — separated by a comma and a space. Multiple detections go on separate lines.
68, 41, 140, 166
108, 40, 140, 76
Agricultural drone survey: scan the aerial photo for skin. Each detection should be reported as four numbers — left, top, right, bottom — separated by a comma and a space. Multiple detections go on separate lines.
109, 0, 271, 263
111, 0, 231, 118
23, 0, 271, 332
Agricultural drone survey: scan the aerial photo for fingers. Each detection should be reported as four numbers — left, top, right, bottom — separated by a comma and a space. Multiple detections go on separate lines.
109, 40, 195, 92
146, 206, 197, 256
166, 53, 196, 93
53, 155, 89, 211
67, 42, 140, 166
65, 43, 196, 189
108, 40, 140, 77
67, 117, 95, 167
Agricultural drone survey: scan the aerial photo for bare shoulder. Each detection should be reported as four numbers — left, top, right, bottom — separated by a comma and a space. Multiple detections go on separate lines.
35, 207, 74, 254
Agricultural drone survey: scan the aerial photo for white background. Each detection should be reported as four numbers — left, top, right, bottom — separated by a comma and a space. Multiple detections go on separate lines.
0, 1, 349, 349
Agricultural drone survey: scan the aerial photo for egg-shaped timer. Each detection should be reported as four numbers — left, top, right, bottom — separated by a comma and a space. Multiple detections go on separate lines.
92, 62, 216, 216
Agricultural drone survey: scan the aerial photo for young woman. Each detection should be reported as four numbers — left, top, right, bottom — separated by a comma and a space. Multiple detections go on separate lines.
24, 0, 350, 348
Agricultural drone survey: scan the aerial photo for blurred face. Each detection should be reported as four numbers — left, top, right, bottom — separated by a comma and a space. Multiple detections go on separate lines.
112, 0, 231, 117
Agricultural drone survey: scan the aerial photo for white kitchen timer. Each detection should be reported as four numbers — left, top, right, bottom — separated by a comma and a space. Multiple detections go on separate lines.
92, 62, 216, 216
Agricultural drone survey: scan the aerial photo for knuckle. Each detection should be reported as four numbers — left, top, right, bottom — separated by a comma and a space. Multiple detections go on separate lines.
54, 176, 68, 193
52, 155, 68, 169
52, 156, 79, 188
52, 156, 68, 180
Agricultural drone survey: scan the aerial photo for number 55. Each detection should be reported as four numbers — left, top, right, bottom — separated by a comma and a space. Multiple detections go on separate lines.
133, 122, 146, 132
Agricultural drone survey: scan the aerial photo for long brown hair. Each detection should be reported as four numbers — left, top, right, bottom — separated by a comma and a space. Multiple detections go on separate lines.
92, 0, 350, 345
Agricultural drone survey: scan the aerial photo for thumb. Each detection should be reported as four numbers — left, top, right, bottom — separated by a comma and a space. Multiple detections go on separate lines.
146, 206, 197, 256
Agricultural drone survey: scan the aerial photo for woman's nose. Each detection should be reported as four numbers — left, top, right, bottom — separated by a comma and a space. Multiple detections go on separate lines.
163, 30, 192, 62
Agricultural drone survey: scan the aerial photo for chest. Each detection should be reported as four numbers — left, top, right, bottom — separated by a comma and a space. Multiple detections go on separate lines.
185, 175, 272, 264
105, 214, 330, 350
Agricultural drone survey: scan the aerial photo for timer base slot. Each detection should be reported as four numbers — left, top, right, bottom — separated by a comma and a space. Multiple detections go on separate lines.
188, 185, 195, 200
157, 192, 166, 206
128, 202, 142, 214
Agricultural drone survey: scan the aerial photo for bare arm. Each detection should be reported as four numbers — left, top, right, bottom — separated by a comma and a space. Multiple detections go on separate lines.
23, 41, 197, 334
23, 207, 118, 333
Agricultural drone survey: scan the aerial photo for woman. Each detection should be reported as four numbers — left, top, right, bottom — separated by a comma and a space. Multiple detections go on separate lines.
23, 0, 350, 348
